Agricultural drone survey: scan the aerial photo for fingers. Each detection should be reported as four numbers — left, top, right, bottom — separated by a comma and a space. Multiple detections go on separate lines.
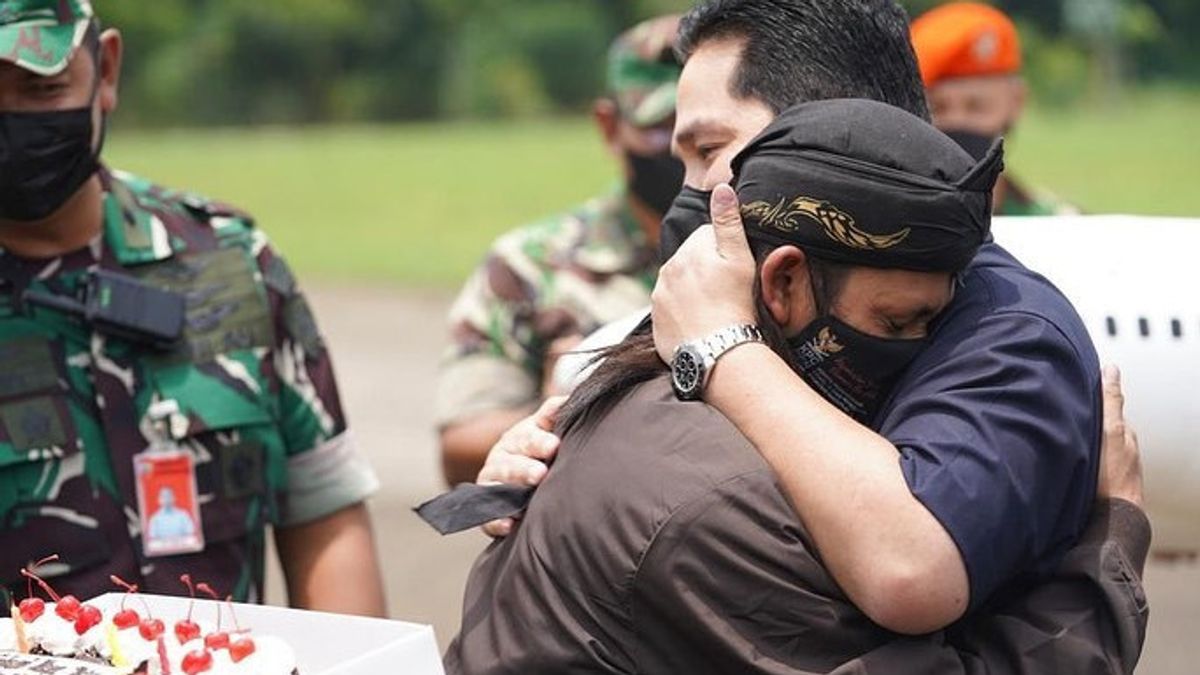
1097, 362, 1145, 507
533, 395, 568, 432
477, 452, 549, 487
709, 184, 751, 260
1101, 363, 1126, 438
482, 517, 515, 538
475, 399, 565, 539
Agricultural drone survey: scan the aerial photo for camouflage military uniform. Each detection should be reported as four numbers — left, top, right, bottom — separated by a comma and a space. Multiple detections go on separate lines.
435, 16, 680, 428
436, 189, 658, 426
997, 175, 1080, 216
0, 167, 378, 605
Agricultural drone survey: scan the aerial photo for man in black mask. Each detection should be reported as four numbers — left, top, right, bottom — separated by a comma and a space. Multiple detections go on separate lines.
436, 15, 685, 485
910, 2, 1079, 216
438, 1, 1147, 670
0, 1, 387, 615
439, 99, 1148, 675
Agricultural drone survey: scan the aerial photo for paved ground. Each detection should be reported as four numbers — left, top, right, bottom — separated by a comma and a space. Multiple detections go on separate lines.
264, 284, 1199, 674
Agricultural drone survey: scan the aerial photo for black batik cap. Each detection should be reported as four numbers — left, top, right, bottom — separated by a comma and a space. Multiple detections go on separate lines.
730, 98, 1003, 273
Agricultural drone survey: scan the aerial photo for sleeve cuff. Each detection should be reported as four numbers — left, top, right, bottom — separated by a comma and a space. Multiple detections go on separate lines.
280, 430, 380, 526
1082, 498, 1153, 578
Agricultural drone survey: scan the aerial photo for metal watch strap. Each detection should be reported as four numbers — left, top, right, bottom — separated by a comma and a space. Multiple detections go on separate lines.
698, 323, 764, 389
700, 324, 764, 361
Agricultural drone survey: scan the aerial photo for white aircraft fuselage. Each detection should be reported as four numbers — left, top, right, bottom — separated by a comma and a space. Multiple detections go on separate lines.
994, 215, 1198, 552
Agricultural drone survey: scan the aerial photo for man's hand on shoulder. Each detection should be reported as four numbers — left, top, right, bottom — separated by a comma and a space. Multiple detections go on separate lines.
651, 185, 757, 362
475, 396, 566, 537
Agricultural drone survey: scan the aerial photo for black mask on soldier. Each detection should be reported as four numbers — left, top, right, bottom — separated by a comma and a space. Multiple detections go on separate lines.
658, 185, 711, 263
626, 149, 684, 218
943, 128, 1000, 162
788, 314, 926, 426
0, 49, 104, 223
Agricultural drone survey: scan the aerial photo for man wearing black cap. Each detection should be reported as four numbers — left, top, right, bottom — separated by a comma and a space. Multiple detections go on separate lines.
441, 100, 1139, 675
649, 0, 1104, 634
436, 0, 1148, 671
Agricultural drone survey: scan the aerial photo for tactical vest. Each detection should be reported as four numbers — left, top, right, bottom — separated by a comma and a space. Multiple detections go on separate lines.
0, 169, 294, 604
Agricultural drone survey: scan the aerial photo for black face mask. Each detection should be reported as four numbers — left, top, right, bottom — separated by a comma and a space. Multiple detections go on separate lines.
627, 149, 684, 218
0, 87, 103, 223
943, 128, 999, 162
658, 185, 711, 262
788, 314, 926, 426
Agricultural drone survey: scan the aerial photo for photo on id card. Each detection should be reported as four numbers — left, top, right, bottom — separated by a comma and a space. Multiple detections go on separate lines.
134, 451, 205, 556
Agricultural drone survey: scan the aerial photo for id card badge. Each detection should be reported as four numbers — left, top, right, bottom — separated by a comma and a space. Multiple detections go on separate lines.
133, 450, 205, 557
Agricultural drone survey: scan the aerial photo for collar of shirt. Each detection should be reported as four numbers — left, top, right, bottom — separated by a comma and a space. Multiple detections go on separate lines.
99, 165, 182, 266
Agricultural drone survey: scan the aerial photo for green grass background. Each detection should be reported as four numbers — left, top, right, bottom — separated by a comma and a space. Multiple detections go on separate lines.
106, 89, 1200, 288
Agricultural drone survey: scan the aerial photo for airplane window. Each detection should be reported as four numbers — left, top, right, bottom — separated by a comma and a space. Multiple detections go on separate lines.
1106, 317, 1117, 337
1138, 317, 1150, 338
1172, 319, 1183, 338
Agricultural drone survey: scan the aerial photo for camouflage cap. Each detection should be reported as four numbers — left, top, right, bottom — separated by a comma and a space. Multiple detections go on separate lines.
607, 14, 681, 128
0, 0, 93, 76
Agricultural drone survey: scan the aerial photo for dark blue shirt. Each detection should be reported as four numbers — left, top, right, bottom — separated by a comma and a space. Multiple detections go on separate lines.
879, 242, 1101, 609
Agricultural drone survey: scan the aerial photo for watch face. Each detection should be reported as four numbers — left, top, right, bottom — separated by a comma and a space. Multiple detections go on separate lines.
671, 344, 705, 400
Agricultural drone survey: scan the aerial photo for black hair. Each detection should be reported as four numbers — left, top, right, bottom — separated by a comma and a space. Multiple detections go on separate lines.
557, 249, 847, 434
675, 0, 929, 120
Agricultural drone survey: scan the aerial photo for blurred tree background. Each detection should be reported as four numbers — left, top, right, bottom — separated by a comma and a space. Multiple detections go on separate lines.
99, 0, 1200, 128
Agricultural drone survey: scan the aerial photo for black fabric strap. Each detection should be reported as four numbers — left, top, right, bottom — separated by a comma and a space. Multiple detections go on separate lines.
414, 483, 535, 535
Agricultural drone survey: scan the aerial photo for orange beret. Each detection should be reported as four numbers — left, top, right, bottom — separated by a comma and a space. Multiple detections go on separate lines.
911, 2, 1021, 88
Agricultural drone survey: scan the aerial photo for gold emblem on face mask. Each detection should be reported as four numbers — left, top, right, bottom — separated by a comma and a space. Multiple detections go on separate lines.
741, 196, 911, 250
811, 326, 844, 356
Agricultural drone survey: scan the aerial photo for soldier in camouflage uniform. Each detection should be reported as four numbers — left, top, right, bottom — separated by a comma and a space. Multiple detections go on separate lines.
437, 16, 684, 485
911, 2, 1080, 216
0, 0, 386, 615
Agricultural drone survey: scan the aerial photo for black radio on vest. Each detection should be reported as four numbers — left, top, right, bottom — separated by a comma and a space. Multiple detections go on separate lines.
23, 270, 186, 350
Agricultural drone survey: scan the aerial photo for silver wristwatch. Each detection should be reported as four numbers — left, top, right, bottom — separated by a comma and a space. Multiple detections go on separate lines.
670, 324, 764, 401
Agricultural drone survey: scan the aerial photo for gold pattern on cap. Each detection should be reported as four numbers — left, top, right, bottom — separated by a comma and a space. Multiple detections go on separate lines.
741, 196, 912, 250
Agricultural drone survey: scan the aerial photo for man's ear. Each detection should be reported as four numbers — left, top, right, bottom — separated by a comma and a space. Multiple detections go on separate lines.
97, 28, 123, 115
760, 245, 812, 332
592, 98, 622, 156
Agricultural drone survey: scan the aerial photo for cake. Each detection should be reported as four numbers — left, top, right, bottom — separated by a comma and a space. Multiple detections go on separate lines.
2, 558, 300, 674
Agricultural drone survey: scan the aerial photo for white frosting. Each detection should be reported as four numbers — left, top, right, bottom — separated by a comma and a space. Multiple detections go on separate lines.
6, 608, 298, 674
96, 623, 162, 672
22, 602, 96, 656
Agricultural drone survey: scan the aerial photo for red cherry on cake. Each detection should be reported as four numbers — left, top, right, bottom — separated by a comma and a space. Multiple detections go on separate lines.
175, 619, 202, 644
139, 617, 165, 641
17, 598, 45, 623
113, 608, 140, 630
204, 631, 230, 650
181, 648, 214, 674
55, 595, 82, 621
73, 604, 102, 635
229, 637, 256, 663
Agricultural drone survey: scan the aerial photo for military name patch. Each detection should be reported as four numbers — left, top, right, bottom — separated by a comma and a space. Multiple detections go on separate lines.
0, 338, 58, 398
219, 440, 266, 500
0, 395, 68, 452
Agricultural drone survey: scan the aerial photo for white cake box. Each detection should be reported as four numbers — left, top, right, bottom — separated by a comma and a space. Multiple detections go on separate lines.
87, 593, 446, 675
